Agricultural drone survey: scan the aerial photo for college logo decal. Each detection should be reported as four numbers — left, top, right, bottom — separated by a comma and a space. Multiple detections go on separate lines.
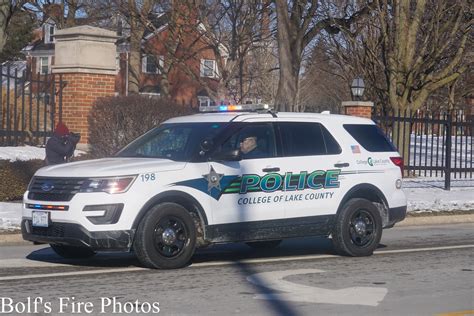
368, 157, 374, 166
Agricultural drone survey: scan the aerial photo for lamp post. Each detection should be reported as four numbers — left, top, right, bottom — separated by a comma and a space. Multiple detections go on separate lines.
351, 77, 365, 101
342, 77, 373, 119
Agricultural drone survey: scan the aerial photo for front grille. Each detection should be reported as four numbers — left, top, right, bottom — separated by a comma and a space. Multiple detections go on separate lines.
28, 177, 86, 202
28, 192, 75, 201
30, 223, 66, 238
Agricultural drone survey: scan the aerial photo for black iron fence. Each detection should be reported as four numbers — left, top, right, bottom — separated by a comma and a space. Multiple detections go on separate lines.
372, 109, 473, 190
0, 65, 64, 146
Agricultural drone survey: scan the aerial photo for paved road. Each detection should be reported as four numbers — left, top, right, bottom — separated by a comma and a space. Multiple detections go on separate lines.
0, 223, 473, 315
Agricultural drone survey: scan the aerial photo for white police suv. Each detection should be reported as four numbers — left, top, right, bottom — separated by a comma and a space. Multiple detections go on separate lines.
22, 104, 406, 269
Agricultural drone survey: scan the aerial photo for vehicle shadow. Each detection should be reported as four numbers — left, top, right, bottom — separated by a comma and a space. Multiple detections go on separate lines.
25, 246, 140, 268
191, 236, 334, 264
24, 236, 340, 268
24, 236, 387, 268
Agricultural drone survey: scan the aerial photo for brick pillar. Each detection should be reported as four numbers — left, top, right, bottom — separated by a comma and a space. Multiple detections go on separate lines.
52, 26, 118, 145
341, 101, 374, 119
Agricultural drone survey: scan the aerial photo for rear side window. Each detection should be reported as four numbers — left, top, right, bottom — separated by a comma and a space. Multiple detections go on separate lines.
344, 124, 397, 152
279, 122, 341, 156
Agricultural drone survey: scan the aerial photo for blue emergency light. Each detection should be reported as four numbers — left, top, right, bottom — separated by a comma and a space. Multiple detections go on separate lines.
199, 103, 271, 113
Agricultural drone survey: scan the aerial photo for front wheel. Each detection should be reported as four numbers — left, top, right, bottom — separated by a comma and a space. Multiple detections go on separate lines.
332, 198, 382, 257
134, 203, 196, 269
50, 244, 96, 259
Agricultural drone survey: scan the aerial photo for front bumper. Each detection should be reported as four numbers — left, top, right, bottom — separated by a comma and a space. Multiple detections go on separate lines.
21, 219, 135, 251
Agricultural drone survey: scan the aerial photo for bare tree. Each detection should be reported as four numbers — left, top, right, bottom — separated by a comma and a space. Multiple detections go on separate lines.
121, 0, 154, 94
273, 0, 374, 112
374, 0, 471, 112
325, 0, 472, 160
299, 41, 349, 113
195, 0, 274, 103
0, 1, 28, 52
116, 0, 275, 103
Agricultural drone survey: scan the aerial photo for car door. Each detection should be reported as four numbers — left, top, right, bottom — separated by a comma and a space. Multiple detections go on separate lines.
276, 120, 349, 219
208, 122, 286, 225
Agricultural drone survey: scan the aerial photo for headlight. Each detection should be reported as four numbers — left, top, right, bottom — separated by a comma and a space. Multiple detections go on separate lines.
80, 176, 137, 194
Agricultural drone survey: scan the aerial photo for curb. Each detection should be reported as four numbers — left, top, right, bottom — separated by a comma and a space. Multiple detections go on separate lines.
398, 214, 474, 226
1, 214, 473, 246
0, 234, 28, 246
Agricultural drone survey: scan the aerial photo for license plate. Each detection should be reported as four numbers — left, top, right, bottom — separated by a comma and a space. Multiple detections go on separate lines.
32, 211, 49, 227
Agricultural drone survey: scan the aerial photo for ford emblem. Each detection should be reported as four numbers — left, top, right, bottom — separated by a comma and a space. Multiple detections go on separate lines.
41, 182, 54, 192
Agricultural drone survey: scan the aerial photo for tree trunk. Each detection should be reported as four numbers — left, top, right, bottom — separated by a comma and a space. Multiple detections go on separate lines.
274, 0, 300, 112
0, 1, 11, 52
160, 76, 170, 98
126, 0, 152, 95
128, 35, 141, 94
274, 63, 299, 112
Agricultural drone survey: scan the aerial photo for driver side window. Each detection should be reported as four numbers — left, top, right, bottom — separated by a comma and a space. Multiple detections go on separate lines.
221, 124, 277, 160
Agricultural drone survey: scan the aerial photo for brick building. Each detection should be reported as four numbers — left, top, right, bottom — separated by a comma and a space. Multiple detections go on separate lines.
22, 12, 223, 108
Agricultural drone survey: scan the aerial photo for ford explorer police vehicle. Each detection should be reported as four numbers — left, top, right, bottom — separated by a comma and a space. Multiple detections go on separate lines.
22, 104, 406, 269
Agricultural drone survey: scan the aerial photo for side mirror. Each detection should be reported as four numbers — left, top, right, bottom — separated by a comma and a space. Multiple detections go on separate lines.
211, 149, 242, 161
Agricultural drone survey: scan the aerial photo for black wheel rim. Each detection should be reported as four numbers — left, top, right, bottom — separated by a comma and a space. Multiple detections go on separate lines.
349, 209, 376, 247
153, 216, 189, 258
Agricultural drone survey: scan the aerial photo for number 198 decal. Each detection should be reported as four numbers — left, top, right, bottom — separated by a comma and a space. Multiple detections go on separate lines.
140, 173, 156, 182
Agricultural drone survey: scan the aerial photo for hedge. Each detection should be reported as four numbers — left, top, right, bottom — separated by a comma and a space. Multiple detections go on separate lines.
0, 159, 44, 201
88, 95, 196, 158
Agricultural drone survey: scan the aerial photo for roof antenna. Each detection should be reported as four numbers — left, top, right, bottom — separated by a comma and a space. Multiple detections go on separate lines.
267, 109, 278, 118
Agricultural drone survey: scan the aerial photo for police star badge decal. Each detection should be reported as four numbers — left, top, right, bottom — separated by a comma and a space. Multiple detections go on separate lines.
203, 166, 224, 192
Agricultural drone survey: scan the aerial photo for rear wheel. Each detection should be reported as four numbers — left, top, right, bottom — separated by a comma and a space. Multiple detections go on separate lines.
134, 203, 196, 269
332, 198, 382, 257
246, 240, 282, 249
50, 244, 96, 259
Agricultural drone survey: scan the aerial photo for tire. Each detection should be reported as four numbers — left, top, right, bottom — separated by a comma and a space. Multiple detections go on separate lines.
246, 240, 282, 249
332, 198, 382, 257
50, 244, 96, 259
134, 203, 196, 269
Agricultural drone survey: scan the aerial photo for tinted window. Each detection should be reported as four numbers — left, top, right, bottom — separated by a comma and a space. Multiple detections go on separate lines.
220, 124, 277, 159
321, 125, 342, 154
344, 124, 397, 152
279, 122, 341, 156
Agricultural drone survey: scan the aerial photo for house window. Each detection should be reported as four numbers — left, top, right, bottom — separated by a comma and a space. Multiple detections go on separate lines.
198, 96, 215, 107
44, 24, 55, 44
200, 59, 217, 78
39, 57, 50, 75
142, 55, 163, 74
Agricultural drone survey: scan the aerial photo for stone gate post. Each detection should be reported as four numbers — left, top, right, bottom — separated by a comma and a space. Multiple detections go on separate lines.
52, 26, 118, 146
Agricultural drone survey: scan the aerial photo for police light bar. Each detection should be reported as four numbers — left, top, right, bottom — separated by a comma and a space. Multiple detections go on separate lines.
199, 103, 271, 113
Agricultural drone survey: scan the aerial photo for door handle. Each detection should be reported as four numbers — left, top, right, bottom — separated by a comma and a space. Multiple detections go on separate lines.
334, 163, 350, 168
262, 167, 280, 173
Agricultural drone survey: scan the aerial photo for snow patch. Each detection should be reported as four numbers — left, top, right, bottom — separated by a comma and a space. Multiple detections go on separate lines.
0, 202, 22, 230
0, 145, 84, 162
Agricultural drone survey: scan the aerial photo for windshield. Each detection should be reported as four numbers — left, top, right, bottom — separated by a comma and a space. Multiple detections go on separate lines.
116, 123, 227, 161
